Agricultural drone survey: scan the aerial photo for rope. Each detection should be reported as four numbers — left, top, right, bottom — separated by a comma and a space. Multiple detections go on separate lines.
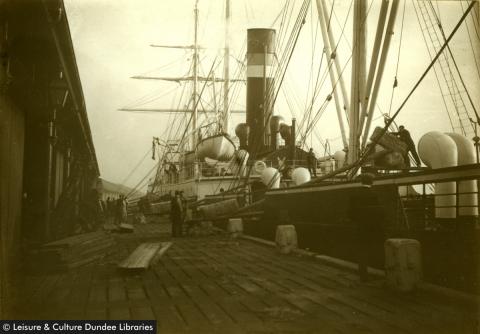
429, 1, 480, 123
387, 0, 406, 116
326, 0, 335, 33
459, 1, 480, 81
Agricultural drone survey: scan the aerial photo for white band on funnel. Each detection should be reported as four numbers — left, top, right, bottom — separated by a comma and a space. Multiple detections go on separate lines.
247, 65, 274, 78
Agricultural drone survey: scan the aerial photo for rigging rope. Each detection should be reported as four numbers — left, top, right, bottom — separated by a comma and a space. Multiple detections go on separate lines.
387, 0, 407, 116
459, 1, 480, 81
429, 1, 480, 123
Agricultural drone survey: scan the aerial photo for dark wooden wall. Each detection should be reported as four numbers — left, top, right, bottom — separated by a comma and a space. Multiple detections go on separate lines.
0, 95, 25, 318
0, 0, 99, 317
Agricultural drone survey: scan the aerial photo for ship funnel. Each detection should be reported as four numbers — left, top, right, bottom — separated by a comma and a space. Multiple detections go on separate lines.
235, 123, 250, 150
418, 131, 457, 218
269, 115, 284, 150
246, 28, 276, 157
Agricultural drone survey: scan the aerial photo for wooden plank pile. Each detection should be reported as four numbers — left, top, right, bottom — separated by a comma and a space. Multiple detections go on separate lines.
118, 242, 172, 270
28, 231, 115, 272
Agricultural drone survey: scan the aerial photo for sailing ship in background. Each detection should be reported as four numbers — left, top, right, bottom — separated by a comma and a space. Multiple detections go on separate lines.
122, 0, 252, 201
123, 0, 480, 291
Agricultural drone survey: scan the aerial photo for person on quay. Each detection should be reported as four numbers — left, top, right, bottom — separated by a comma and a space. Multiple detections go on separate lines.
170, 191, 184, 237
179, 191, 189, 234
117, 195, 128, 225
307, 148, 317, 177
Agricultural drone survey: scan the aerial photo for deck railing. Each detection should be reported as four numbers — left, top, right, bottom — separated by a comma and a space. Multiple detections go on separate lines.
398, 180, 479, 231
158, 159, 342, 184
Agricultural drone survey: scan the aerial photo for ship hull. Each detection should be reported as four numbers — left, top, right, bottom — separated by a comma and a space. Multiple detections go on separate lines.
247, 164, 480, 293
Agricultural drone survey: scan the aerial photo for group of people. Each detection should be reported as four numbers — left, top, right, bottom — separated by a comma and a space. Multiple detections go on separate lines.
170, 190, 187, 237
104, 195, 128, 225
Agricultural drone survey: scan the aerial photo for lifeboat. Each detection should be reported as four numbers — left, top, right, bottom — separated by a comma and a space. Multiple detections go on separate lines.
196, 133, 236, 162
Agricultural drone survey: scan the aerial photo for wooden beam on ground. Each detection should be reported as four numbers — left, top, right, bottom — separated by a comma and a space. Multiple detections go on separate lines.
118, 242, 172, 270
118, 223, 134, 233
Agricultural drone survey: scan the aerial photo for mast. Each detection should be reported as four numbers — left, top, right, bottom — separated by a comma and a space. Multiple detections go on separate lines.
361, 0, 400, 149
315, 0, 348, 149
347, 0, 367, 165
358, 0, 389, 135
222, 0, 231, 133
320, 0, 350, 115
192, 0, 199, 150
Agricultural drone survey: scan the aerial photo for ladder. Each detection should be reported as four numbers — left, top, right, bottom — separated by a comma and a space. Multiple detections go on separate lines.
414, 1, 475, 139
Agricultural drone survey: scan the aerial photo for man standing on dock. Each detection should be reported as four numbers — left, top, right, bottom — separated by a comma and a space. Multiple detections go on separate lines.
348, 173, 385, 281
170, 191, 183, 237
117, 195, 128, 225
307, 148, 317, 177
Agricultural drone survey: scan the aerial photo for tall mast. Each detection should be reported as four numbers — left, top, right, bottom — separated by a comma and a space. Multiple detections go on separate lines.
347, 0, 367, 165
222, 0, 231, 133
192, 0, 199, 149
315, 0, 348, 149
361, 0, 400, 149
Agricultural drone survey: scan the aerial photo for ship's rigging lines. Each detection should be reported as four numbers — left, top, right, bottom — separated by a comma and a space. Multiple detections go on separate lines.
130, 75, 245, 83
297, 0, 354, 149
119, 108, 245, 114
412, 0, 478, 138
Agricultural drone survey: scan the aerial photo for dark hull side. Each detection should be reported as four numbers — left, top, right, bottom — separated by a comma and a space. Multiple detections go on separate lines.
245, 183, 479, 293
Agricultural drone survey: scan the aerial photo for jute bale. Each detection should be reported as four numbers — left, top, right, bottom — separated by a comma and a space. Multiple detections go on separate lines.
198, 198, 239, 220
385, 239, 422, 292
370, 126, 408, 156
227, 218, 243, 238
275, 225, 297, 254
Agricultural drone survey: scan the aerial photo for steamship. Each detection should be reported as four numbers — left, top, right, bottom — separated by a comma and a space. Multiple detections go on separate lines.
241, 1, 480, 293
128, 0, 479, 290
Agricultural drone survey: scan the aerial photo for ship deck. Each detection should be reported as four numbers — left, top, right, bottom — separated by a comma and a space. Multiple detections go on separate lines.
9, 219, 479, 334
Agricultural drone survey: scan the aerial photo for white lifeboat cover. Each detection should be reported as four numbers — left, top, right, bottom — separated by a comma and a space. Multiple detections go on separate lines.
292, 167, 311, 185
261, 167, 281, 189
197, 134, 235, 161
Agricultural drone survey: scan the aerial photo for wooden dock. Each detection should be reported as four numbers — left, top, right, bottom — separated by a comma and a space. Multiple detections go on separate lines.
9, 220, 479, 333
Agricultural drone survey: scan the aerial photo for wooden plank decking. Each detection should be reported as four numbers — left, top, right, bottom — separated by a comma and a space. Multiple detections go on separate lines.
8, 219, 479, 333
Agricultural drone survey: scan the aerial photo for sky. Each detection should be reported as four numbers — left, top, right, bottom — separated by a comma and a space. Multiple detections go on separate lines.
64, 0, 480, 191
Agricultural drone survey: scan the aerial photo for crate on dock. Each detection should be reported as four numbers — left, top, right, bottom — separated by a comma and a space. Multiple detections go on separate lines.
385, 238, 422, 292
227, 218, 243, 238
275, 225, 298, 254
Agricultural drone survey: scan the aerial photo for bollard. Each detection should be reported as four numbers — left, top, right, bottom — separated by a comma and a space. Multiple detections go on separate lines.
275, 225, 297, 254
385, 239, 422, 292
227, 218, 243, 238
